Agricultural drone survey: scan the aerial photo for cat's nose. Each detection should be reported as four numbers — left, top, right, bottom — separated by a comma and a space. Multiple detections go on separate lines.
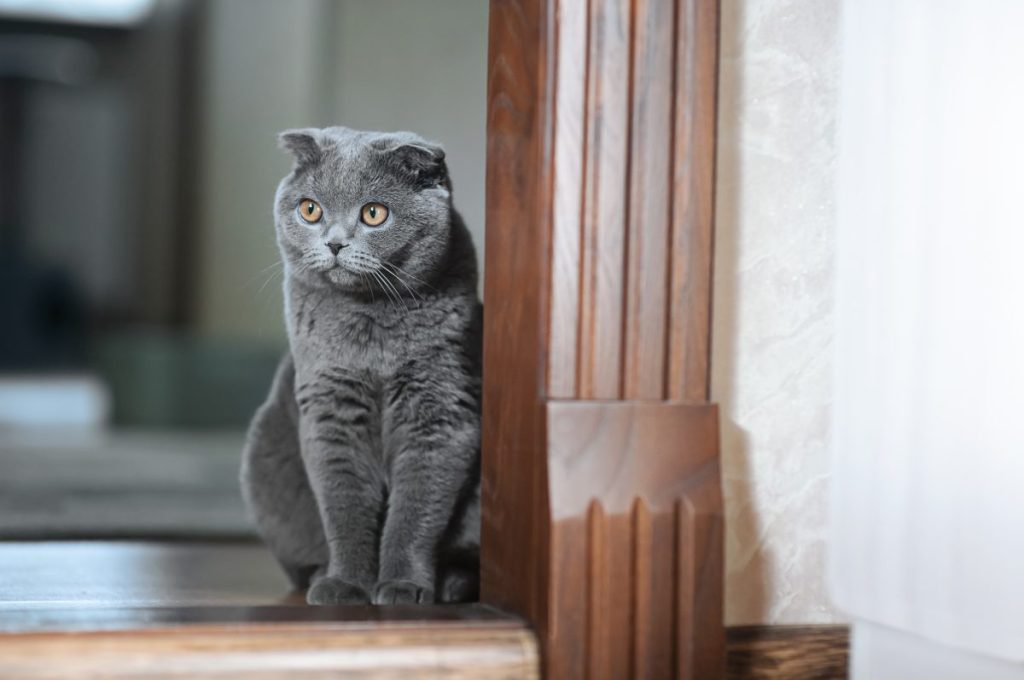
327, 241, 347, 256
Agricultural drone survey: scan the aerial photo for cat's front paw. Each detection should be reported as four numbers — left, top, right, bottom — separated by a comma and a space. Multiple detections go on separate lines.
372, 579, 435, 605
439, 567, 479, 604
307, 576, 371, 605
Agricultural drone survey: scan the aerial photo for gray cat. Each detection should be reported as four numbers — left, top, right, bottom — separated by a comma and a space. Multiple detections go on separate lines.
240, 126, 481, 605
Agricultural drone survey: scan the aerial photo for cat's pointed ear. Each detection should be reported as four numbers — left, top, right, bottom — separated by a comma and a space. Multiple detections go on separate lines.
383, 139, 449, 191
277, 128, 323, 168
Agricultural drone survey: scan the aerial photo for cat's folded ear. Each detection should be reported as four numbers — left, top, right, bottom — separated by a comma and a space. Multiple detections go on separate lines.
381, 138, 449, 191
278, 128, 323, 169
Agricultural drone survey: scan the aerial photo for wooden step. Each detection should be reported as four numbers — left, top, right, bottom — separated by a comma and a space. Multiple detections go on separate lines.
0, 542, 538, 679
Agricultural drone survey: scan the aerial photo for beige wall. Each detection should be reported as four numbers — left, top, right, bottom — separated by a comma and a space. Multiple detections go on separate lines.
714, 0, 843, 624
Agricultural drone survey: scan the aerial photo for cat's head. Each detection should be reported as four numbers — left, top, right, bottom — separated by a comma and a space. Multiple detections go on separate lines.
273, 126, 452, 293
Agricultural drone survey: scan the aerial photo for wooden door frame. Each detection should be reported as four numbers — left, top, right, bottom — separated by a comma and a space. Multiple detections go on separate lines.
481, 0, 723, 676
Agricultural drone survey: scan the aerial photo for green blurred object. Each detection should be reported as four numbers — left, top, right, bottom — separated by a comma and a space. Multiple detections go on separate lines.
94, 331, 283, 428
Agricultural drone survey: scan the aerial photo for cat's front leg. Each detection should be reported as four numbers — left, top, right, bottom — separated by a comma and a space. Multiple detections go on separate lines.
296, 370, 384, 605
376, 363, 479, 604
241, 352, 327, 590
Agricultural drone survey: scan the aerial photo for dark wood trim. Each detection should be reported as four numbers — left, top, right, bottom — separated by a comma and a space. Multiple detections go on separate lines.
726, 625, 850, 680
480, 0, 555, 636
482, 0, 722, 676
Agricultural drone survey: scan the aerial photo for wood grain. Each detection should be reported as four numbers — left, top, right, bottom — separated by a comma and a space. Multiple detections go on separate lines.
483, 0, 721, 676
677, 478, 726, 677
0, 543, 538, 679
726, 625, 850, 680
540, 0, 719, 402
668, 0, 719, 402
624, 0, 675, 400
548, 0, 586, 399
547, 402, 724, 680
481, 0, 554, 633
578, 0, 631, 399
0, 621, 538, 680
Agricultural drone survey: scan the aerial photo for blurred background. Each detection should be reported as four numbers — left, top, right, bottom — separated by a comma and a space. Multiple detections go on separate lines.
0, 0, 487, 539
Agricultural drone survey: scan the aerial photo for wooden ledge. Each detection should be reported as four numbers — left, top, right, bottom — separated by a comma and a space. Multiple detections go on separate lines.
0, 605, 538, 679
0, 542, 538, 679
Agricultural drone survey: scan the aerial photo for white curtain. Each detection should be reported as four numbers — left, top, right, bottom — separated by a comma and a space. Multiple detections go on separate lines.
830, 0, 1024, 673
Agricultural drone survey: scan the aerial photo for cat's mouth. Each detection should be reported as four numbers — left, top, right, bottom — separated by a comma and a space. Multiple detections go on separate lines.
335, 253, 388, 279
324, 264, 358, 281
322, 260, 373, 289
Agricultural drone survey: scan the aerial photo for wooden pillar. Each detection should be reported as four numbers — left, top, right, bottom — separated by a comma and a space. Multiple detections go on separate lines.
482, 0, 722, 677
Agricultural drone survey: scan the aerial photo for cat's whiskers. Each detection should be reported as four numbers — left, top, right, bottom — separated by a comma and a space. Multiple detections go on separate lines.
384, 274, 406, 312
358, 273, 376, 304
369, 270, 397, 309
255, 267, 284, 297
374, 270, 409, 313
242, 260, 284, 291
383, 259, 436, 292
242, 260, 284, 294
378, 262, 423, 303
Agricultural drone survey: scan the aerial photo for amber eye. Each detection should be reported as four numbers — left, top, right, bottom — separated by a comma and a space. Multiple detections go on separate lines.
360, 202, 389, 227
297, 198, 323, 224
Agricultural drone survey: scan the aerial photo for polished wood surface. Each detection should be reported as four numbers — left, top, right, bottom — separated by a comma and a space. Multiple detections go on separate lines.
483, 0, 722, 677
0, 603, 518, 634
0, 431, 250, 540
669, 0, 719, 403
541, 0, 719, 402
624, 0, 674, 400
0, 542, 539, 678
546, 403, 723, 679
481, 0, 554, 640
0, 622, 538, 679
726, 625, 850, 680
0, 541, 291, 609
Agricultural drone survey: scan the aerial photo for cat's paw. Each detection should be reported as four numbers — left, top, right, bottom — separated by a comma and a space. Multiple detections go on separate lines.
372, 580, 434, 605
306, 576, 371, 605
439, 568, 479, 604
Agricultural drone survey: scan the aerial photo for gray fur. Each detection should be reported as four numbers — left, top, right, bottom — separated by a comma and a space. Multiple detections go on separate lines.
240, 126, 481, 605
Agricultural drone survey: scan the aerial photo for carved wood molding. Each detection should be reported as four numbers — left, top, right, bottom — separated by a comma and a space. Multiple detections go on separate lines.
482, 0, 721, 676
547, 402, 723, 678
546, 0, 719, 403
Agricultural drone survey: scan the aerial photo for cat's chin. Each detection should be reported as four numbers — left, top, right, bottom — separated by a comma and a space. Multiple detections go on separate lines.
323, 266, 369, 293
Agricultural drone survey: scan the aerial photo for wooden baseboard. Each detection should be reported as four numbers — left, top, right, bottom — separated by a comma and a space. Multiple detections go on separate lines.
726, 625, 850, 680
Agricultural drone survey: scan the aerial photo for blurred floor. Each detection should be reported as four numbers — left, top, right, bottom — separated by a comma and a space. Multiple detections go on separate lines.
0, 430, 254, 539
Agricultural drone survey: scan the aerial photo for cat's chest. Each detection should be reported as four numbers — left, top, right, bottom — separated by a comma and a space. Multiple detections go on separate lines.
288, 297, 438, 376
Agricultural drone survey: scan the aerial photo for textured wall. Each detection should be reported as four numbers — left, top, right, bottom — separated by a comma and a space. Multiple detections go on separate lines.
713, 0, 842, 624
